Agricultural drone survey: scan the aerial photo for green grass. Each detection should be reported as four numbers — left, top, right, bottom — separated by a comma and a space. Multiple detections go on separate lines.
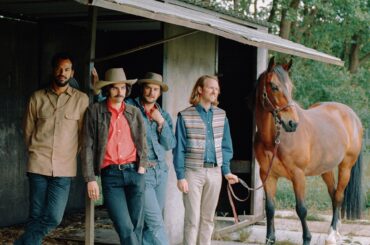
275, 176, 332, 211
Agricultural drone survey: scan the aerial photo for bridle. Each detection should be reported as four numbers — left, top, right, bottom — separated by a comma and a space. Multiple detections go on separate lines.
261, 74, 295, 132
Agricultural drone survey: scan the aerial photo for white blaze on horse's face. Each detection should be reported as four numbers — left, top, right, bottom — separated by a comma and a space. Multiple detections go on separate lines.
269, 68, 299, 132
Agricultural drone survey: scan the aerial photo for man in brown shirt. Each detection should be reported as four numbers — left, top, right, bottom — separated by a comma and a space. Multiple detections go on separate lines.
15, 52, 89, 245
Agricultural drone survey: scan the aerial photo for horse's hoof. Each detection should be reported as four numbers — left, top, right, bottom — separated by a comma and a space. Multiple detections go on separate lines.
325, 235, 337, 245
265, 237, 275, 244
325, 240, 337, 245
326, 227, 339, 245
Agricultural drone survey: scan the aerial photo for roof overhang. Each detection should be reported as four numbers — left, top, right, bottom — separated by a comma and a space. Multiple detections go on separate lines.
75, 0, 343, 66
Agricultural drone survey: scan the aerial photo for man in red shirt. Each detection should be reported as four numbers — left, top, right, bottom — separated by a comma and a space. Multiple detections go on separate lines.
81, 68, 148, 245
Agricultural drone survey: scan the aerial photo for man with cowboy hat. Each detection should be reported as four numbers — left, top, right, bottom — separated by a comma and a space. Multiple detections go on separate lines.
81, 68, 148, 245
126, 72, 176, 245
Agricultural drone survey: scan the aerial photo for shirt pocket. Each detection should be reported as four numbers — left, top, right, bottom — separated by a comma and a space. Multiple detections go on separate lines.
65, 113, 80, 121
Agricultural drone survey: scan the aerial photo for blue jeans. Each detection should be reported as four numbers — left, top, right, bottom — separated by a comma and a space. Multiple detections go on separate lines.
101, 166, 145, 245
143, 164, 169, 245
14, 173, 71, 245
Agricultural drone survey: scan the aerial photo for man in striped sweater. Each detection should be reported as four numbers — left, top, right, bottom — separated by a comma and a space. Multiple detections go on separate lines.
173, 75, 239, 245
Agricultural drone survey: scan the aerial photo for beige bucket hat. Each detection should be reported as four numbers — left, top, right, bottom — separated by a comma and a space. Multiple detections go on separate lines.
137, 72, 168, 92
94, 68, 137, 94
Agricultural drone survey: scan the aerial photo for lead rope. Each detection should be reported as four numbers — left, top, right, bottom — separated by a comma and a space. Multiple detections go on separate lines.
227, 120, 281, 224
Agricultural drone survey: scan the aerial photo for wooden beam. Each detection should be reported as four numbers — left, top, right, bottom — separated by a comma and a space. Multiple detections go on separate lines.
92, 30, 198, 63
84, 5, 97, 245
214, 214, 264, 236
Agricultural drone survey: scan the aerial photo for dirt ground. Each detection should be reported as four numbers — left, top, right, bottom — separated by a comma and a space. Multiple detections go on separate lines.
1, 209, 370, 245
215, 210, 370, 244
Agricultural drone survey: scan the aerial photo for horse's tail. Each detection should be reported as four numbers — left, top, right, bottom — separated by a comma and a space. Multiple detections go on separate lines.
342, 152, 364, 220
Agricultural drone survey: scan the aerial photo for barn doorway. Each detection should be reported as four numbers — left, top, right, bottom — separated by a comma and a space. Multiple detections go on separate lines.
216, 37, 257, 216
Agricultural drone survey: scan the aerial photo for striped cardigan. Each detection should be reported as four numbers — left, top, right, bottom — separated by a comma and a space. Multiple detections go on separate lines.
180, 106, 225, 169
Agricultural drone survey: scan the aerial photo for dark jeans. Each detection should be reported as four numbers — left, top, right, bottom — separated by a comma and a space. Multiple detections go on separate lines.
14, 173, 71, 245
101, 166, 145, 245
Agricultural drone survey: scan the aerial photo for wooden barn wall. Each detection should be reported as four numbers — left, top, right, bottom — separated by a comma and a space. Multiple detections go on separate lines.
162, 24, 217, 245
0, 19, 89, 227
0, 19, 39, 227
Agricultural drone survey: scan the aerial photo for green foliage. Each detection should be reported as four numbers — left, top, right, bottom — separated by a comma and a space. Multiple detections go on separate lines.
210, 0, 369, 129
289, 57, 370, 127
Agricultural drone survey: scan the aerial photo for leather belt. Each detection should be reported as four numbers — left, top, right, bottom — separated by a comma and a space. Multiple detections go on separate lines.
102, 163, 136, 171
203, 162, 217, 168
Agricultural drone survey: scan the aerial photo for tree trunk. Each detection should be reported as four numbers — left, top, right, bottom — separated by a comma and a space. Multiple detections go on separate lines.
349, 34, 360, 73
279, 0, 300, 39
267, 0, 278, 23
253, 0, 257, 18
294, 6, 317, 43
234, 0, 241, 10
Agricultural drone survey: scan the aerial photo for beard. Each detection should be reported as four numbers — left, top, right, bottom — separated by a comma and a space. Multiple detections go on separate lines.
142, 96, 157, 105
54, 76, 70, 87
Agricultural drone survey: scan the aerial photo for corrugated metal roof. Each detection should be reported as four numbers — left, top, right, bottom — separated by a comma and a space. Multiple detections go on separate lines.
77, 0, 343, 66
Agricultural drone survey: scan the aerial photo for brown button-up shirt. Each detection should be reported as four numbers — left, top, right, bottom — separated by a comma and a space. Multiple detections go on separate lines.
23, 86, 89, 177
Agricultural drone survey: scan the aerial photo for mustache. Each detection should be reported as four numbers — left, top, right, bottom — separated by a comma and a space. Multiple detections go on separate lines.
114, 95, 124, 98
57, 75, 67, 80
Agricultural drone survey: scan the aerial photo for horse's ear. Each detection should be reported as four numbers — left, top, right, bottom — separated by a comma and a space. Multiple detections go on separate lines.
267, 57, 275, 72
283, 59, 293, 71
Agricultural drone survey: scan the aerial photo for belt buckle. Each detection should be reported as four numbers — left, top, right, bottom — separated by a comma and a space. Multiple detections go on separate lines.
118, 164, 125, 170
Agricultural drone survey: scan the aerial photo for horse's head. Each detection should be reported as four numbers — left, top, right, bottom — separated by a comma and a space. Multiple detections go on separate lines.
257, 57, 299, 132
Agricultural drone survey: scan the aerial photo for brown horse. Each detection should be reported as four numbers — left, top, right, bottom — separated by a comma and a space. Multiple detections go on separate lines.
254, 57, 363, 245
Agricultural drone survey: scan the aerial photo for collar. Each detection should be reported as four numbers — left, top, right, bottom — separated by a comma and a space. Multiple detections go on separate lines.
46, 84, 73, 96
135, 96, 162, 112
196, 103, 213, 113
107, 99, 125, 114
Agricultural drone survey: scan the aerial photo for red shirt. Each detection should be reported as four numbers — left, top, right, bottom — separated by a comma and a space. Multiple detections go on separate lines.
101, 100, 137, 169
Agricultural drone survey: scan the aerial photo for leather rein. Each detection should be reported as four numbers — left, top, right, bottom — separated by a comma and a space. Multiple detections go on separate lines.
226, 75, 294, 223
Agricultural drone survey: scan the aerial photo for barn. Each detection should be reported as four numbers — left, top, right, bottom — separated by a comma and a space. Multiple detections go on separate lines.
0, 0, 343, 244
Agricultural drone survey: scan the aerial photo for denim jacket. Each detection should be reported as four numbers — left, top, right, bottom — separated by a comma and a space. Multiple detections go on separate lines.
81, 101, 148, 182
126, 97, 176, 170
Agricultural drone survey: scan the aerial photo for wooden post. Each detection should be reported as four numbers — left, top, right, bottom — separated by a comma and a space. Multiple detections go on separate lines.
85, 191, 95, 244
84, 5, 97, 245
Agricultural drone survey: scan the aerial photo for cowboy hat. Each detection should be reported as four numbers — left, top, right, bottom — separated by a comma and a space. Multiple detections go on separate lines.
94, 68, 137, 94
137, 72, 168, 92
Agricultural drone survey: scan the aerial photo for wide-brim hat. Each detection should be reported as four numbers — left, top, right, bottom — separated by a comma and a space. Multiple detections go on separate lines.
137, 72, 168, 92
94, 68, 137, 94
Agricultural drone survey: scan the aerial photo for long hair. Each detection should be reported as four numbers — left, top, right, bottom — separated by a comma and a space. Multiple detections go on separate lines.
189, 75, 219, 106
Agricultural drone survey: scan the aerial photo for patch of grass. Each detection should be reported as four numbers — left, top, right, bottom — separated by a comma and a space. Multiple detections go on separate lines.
306, 213, 326, 221
238, 229, 251, 242
275, 177, 332, 211
275, 240, 297, 245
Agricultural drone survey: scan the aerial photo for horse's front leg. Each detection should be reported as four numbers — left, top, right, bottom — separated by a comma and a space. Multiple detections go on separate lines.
292, 171, 312, 245
263, 175, 278, 244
